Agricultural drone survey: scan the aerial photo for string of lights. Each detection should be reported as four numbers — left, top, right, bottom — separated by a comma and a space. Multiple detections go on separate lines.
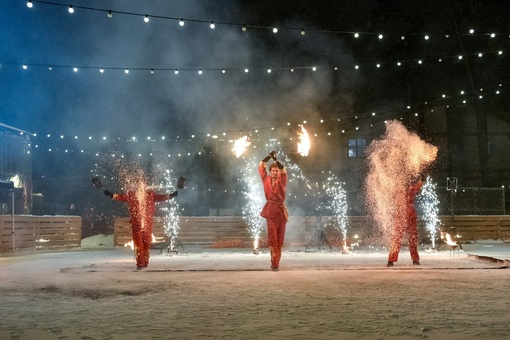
9, 80, 504, 147
5, 47, 506, 75
25, 0, 510, 39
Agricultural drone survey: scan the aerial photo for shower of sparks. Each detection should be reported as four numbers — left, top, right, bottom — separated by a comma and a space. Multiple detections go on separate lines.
160, 169, 181, 251
232, 135, 251, 158
239, 155, 264, 251
417, 176, 440, 249
320, 175, 349, 252
297, 125, 311, 157
365, 120, 438, 244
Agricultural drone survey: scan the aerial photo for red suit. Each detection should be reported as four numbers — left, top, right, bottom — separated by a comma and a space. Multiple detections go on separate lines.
259, 162, 288, 270
388, 179, 423, 264
112, 190, 174, 269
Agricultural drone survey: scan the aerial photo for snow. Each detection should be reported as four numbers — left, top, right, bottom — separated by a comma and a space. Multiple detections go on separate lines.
1, 241, 509, 339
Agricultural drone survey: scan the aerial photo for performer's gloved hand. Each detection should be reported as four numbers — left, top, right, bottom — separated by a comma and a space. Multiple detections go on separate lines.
171, 191, 178, 198
262, 153, 272, 163
269, 151, 277, 161
276, 160, 284, 170
103, 190, 113, 198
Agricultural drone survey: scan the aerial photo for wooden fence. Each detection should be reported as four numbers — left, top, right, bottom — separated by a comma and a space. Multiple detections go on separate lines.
114, 215, 510, 247
0, 215, 82, 253
1, 214, 509, 253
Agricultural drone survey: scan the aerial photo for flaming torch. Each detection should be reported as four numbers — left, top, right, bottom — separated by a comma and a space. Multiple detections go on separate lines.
232, 135, 251, 158
297, 125, 310, 157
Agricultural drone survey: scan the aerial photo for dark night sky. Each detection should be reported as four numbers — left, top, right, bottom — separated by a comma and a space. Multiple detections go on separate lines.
2, 0, 508, 138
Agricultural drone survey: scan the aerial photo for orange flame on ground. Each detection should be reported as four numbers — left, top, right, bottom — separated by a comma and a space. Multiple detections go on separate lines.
232, 135, 251, 158
297, 125, 310, 157
440, 231, 458, 246
124, 234, 158, 250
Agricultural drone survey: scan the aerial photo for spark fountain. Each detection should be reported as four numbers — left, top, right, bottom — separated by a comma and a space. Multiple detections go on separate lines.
417, 176, 440, 250
321, 175, 349, 253
365, 120, 438, 247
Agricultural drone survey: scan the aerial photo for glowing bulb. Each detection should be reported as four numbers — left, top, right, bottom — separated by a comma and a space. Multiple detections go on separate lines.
424, 35, 429, 40
198, 70, 203, 74
354, 32, 359, 38
301, 29, 305, 35
68, 5, 74, 13
99, 67, 104, 73
378, 34, 383, 39
397, 62, 401, 66
222, 69, 226, 73
125, 68, 129, 74
107, 10, 112, 18
490, 33, 495, 38
355, 65, 359, 69
273, 27, 278, 33
144, 15, 149, 23
179, 19, 184, 26
27, 1, 33, 8
210, 21, 215, 29
150, 68, 154, 74
469, 29, 474, 34
458, 55, 463, 60
267, 69, 271, 73
478, 53, 483, 57
73, 67, 78, 72
401, 36, 405, 40
242, 24, 246, 31
244, 68, 249, 73
174, 69, 179, 74
22, 64, 28, 70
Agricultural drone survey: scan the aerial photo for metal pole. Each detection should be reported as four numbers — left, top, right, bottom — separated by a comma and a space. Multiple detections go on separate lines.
11, 189, 15, 253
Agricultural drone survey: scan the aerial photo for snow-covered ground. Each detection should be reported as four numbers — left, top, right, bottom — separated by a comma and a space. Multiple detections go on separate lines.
1, 241, 509, 339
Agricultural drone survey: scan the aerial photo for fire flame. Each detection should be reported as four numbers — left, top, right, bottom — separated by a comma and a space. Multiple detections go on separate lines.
440, 231, 458, 246
232, 135, 251, 158
297, 125, 310, 157
124, 234, 158, 250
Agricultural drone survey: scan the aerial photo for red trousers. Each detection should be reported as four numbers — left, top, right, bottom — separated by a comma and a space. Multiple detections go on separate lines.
266, 217, 286, 268
388, 209, 419, 263
132, 224, 152, 268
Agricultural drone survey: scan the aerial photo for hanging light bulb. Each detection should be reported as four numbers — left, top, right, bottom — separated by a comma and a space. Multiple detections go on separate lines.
179, 18, 184, 26
210, 21, 215, 29
198, 70, 203, 74
107, 10, 112, 18
26, 1, 33, 8
301, 29, 305, 36
273, 27, 278, 33
242, 24, 247, 31
150, 68, 154, 74
144, 15, 149, 23
68, 5, 74, 14
22, 64, 28, 70
99, 67, 104, 73
125, 68, 129, 74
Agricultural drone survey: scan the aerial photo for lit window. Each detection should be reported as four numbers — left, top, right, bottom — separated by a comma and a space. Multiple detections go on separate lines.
348, 138, 366, 158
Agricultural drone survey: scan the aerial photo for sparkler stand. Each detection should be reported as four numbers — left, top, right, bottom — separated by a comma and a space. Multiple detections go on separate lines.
304, 221, 332, 252
157, 233, 188, 255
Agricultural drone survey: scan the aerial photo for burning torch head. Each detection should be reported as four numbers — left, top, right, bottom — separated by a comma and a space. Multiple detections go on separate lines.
91, 177, 103, 189
177, 176, 186, 189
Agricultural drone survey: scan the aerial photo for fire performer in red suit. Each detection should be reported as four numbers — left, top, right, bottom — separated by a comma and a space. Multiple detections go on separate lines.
104, 181, 178, 270
259, 151, 288, 271
387, 175, 424, 267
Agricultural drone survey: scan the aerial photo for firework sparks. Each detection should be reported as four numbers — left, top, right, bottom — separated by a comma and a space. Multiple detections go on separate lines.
297, 125, 310, 157
160, 169, 181, 252
239, 155, 265, 252
417, 176, 440, 249
365, 120, 438, 243
321, 175, 349, 253
232, 135, 251, 158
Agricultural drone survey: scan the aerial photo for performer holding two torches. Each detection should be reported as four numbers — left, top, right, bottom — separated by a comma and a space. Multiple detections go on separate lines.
259, 151, 288, 271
